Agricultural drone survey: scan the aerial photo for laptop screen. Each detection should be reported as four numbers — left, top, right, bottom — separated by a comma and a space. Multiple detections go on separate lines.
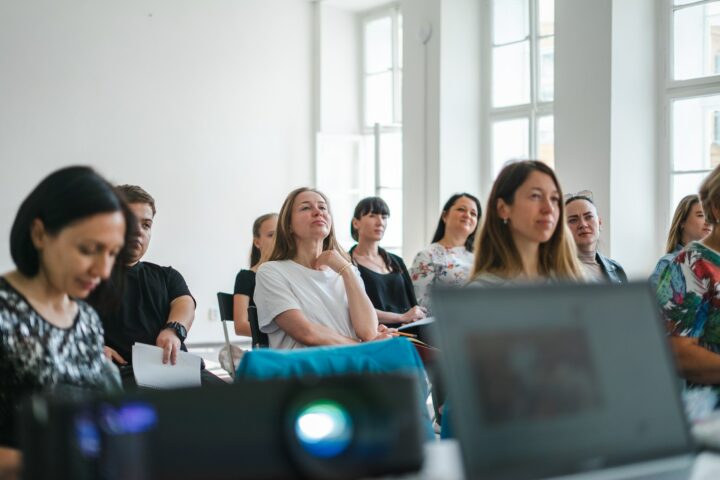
433, 282, 693, 480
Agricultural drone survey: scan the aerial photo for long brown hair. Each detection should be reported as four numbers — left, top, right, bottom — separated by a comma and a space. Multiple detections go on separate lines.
268, 187, 350, 262
665, 195, 700, 254
470, 160, 583, 281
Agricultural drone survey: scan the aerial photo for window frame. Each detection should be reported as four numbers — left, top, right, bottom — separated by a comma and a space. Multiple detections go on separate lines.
661, 0, 720, 231
360, 3, 404, 253
482, 0, 555, 190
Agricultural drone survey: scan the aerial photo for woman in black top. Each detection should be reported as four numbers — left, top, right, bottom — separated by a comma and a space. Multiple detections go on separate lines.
233, 213, 277, 336
0, 167, 133, 465
350, 197, 426, 327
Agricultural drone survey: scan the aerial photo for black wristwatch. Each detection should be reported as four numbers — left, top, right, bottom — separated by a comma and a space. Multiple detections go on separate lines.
164, 322, 187, 342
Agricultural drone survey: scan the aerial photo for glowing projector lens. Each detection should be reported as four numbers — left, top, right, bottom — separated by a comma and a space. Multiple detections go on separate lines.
294, 400, 353, 458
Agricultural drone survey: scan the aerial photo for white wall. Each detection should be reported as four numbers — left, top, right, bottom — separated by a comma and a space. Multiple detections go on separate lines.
0, 0, 314, 344
555, 0, 658, 277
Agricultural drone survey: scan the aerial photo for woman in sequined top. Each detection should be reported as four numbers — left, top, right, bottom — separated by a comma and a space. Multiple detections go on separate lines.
0, 166, 133, 457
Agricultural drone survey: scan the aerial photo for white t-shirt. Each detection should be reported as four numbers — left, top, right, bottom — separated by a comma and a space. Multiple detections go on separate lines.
254, 260, 362, 350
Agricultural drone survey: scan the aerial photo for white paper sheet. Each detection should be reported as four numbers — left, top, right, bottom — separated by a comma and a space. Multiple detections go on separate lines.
132, 343, 201, 389
398, 316, 435, 331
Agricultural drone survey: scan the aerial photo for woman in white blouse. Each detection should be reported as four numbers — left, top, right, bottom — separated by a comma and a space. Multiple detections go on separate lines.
254, 187, 393, 349
409, 193, 481, 313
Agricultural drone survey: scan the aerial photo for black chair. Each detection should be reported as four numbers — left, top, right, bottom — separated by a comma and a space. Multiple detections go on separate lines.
216, 292, 238, 374
248, 305, 269, 349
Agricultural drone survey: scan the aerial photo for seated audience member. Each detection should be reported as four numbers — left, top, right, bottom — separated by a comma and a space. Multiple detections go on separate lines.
94, 185, 223, 386
233, 213, 277, 336
657, 166, 720, 395
410, 193, 481, 313
349, 197, 425, 327
254, 188, 393, 349
469, 160, 584, 285
0, 166, 130, 454
650, 194, 710, 289
565, 191, 627, 283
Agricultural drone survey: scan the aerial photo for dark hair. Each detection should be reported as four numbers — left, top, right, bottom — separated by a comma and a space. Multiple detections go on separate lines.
351, 197, 390, 241
10, 166, 136, 307
350, 197, 397, 273
250, 213, 278, 267
116, 184, 156, 216
431, 193, 482, 252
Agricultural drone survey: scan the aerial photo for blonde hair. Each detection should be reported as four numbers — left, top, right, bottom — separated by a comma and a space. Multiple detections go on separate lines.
268, 187, 350, 263
664, 195, 700, 254
700, 165, 720, 227
470, 160, 584, 281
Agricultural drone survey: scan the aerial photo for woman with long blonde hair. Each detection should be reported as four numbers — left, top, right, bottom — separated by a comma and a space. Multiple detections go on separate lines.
469, 160, 583, 284
254, 187, 392, 349
649, 194, 710, 288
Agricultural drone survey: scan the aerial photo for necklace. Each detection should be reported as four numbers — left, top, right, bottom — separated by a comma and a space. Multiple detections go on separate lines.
354, 252, 389, 273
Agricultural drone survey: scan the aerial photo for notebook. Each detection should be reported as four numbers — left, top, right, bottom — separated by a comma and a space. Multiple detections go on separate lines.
432, 282, 696, 480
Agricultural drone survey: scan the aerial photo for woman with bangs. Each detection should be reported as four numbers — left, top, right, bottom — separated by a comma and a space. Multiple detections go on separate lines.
469, 160, 584, 285
253, 188, 393, 349
349, 197, 425, 327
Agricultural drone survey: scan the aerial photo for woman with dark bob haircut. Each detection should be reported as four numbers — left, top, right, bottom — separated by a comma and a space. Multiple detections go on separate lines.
0, 166, 134, 460
349, 197, 425, 327
409, 193, 481, 313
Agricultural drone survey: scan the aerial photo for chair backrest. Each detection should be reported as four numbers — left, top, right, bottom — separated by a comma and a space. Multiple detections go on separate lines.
216, 292, 236, 373
235, 337, 434, 439
248, 305, 269, 349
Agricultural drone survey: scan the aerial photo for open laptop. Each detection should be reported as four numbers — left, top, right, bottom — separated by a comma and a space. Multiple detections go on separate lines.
432, 282, 696, 480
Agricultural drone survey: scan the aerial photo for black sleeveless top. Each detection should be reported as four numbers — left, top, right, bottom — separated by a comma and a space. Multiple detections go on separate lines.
349, 246, 418, 316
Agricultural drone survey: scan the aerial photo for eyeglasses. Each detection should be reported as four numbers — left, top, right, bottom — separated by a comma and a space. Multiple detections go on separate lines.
563, 190, 594, 204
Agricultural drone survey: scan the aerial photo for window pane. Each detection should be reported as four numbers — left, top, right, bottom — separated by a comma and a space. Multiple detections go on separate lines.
378, 187, 403, 251
673, 1, 720, 80
672, 94, 720, 171
317, 135, 370, 249
672, 172, 709, 211
675, 0, 704, 5
493, 0, 529, 45
379, 132, 402, 189
394, 70, 403, 124
365, 72, 394, 127
538, 36, 554, 102
493, 42, 531, 107
539, 0, 554, 36
537, 115, 555, 168
492, 118, 529, 177
365, 16, 392, 74
397, 13, 403, 69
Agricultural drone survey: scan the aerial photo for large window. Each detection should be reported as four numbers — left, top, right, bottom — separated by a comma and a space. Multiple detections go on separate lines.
315, 4, 403, 255
667, 0, 720, 210
363, 6, 403, 254
487, 0, 555, 178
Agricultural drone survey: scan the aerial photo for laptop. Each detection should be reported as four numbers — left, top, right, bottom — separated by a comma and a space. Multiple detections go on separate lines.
432, 282, 696, 480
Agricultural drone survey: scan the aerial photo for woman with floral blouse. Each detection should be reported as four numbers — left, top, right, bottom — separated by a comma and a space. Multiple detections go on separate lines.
410, 193, 481, 314
657, 164, 720, 395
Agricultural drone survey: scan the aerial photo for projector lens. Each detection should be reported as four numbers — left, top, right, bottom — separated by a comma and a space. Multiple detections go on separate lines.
294, 400, 353, 458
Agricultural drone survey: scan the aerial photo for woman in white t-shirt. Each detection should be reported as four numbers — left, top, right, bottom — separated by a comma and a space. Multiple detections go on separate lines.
254, 188, 393, 349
